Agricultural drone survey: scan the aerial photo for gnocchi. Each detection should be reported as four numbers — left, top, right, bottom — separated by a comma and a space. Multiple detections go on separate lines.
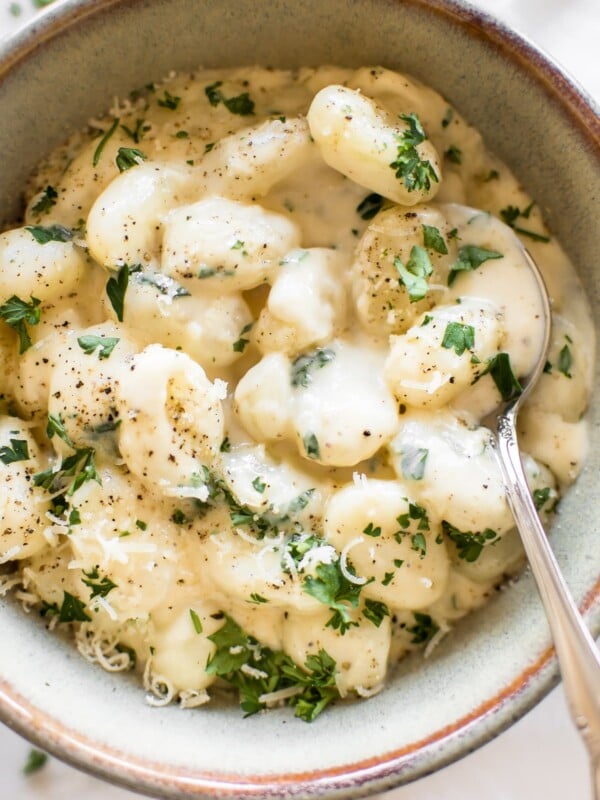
0, 66, 592, 723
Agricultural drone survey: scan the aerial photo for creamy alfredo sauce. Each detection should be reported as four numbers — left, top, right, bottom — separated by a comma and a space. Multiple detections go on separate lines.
0, 67, 593, 719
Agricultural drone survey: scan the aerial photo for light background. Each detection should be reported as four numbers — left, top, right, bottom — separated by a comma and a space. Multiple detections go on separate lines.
0, 0, 598, 798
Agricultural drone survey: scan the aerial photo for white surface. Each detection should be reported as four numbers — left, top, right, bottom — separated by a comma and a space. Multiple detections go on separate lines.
0, 0, 598, 798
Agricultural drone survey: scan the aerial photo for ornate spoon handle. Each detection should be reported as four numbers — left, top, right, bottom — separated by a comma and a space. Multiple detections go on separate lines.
496, 411, 600, 799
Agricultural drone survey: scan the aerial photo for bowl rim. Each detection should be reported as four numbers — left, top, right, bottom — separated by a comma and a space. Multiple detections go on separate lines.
1, 0, 599, 798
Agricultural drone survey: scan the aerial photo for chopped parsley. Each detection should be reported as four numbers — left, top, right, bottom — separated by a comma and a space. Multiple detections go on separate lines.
92, 117, 119, 167
204, 81, 255, 116
407, 612, 439, 645
478, 352, 523, 402
220, 437, 231, 453
0, 295, 41, 353
441, 107, 454, 128
303, 561, 366, 634
533, 487, 556, 512
252, 476, 266, 493
232, 322, 253, 353
442, 520, 499, 562
441, 321, 475, 356
500, 202, 550, 243
121, 118, 147, 143
394, 245, 433, 302
389, 112, 439, 193
356, 192, 384, 220
395, 502, 430, 535
249, 593, 269, 604
22, 749, 48, 776
398, 446, 428, 481
77, 335, 119, 360
363, 599, 390, 628
58, 591, 91, 623
106, 263, 142, 322
291, 348, 336, 388
447, 245, 503, 286
189, 608, 203, 633
82, 567, 117, 599
0, 438, 30, 465
157, 90, 181, 110
206, 615, 339, 720
34, 446, 100, 497
26, 224, 73, 244
137, 272, 190, 298
410, 532, 427, 557
116, 147, 148, 172
303, 433, 320, 460
363, 522, 382, 538
558, 343, 573, 378
422, 224, 448, 255
171, 508, 188, 525
445, 145, 462, 164
31, 185, 58, 216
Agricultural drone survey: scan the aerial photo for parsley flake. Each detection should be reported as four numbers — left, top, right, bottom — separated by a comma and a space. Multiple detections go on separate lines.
22, 749, 48, 776
157, 90, 181, 110
303, 433, 320, 460
422, 224, 448, 255
93, 117, 119, 167
389, 112, 439, 193
0, 438, 29, 464
399, 446, 428, 481
448, 245, 503, 286
500, 202, 550, 243
82, 567, 117, 599
232, 322, 253, 353
356, 192, 384, 220
291, 348, 336, 388
31, 185, 58, 216
189, 608, 203, 633
204, 81, 255, 116
77, 335, 119, 360
558, 343, 573, 378
394, 245, 433, 302
408, 612, 439, 644
363, 522, 382, 537
106, 263, 141, 322
441, 321, 475, 356
363, 599, 390, 628
26, 224, 72, 244
0, 295, 41, 353
116, 147, 147, 172
479, 352, 523, 402
442, 520, 499, 562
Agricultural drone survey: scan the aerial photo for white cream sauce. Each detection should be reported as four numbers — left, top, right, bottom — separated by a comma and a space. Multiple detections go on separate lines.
0, 66, 593, 716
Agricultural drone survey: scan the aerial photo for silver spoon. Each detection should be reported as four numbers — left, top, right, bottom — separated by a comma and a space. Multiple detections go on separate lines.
493, 248, 600, 799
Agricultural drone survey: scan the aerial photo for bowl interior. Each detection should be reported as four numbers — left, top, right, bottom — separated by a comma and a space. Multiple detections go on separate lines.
1, 1, 599, 798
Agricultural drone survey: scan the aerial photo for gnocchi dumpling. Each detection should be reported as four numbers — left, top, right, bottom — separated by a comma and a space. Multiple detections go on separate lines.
0, 227, 86, 305
116, 345, 225, 498
0, 417, 49, 562
384, 298, 503, 409
352, 204, 456, 337
307, 85, 441, 205
161, 195, 301, 292
324, 479, 450, 609
86, 162, 195, 269
109, 271, 253, 371
252, 248, 348, 355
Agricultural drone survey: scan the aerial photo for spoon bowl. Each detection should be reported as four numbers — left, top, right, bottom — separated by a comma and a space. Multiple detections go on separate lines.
492, 247, 600, 800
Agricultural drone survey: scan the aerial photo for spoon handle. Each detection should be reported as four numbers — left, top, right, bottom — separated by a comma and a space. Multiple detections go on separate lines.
496, 412, 600, 797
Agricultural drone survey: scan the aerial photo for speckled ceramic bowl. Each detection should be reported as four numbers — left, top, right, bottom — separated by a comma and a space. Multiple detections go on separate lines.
0, 1, 599, 797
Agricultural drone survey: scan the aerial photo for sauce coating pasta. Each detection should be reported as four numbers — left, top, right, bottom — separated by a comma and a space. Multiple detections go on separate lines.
0, 66, 593, 721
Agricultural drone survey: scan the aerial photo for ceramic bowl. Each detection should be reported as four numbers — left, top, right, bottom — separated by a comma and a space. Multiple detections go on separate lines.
0, 1, 599, 798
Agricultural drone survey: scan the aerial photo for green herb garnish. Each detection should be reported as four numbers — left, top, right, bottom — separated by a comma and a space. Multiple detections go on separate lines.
356, 192, 384, 220
0, 295, 41, 353
442, 520, 499, 562
0, 438, 29, 464
291, 348, 335, 388
441, 321, 475, 356
389, 112, 439, 192
394, 245, 433, 302
106, 263, 142, 322
116, 147, 147, 172
31, 185, 58, 216
77, 335, 119, 360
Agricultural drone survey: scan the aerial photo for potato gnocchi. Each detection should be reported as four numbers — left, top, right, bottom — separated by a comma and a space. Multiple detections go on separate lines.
0, 66, 593, 721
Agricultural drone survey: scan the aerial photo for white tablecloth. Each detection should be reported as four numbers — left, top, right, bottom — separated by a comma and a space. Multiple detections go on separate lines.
0, 1, 598, 798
